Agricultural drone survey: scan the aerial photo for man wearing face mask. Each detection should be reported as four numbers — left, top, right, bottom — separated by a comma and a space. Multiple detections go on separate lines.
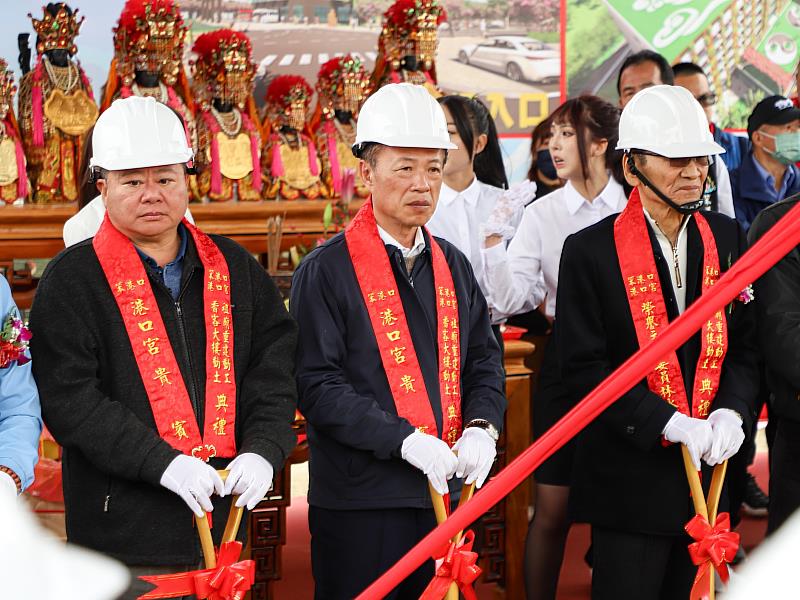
730, 95, 800, 231
556, 85, 758, 599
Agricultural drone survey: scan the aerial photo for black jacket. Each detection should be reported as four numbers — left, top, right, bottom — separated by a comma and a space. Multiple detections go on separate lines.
290, 229, 505, 510
556, 210, 759, 535
29, 234, 298, 565
749, 194, 800, 424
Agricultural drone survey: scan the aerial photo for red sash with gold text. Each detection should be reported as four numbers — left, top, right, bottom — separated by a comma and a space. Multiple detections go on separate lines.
93, 216, 237, 460
345, 201, 462, 445
613, 189, 727, 418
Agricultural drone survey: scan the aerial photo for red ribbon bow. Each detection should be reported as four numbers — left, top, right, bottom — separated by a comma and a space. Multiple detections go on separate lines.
685, 512, 740, 600
138, 541, 255, 600
420, 530, 482, 600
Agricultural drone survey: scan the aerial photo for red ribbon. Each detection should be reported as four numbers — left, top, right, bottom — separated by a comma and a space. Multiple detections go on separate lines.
685, 512, 739, 600
137, 542, 255, 600
420, 530, 482, 600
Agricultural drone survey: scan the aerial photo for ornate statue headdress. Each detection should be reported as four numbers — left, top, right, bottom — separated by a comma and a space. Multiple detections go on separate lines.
315, 55, 370, 119
29, 4, 83, 56
191, 29, 255, 110
0, 59, 27, 199
265, 75, 314, 132
380, 0, 446, 73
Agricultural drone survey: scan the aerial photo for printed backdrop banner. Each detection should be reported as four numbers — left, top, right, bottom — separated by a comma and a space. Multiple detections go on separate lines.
564, 0, 800, 129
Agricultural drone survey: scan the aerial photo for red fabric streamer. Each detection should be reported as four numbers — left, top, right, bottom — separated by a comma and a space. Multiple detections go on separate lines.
685, 512, 739, 600
137, 541, 254, 600
324, 120, 341, 195
241, 113, 262, 193
420, 530, 481, 600
32, 58, 44, 147
307, 138, 320, 176
356, 200, 800, 599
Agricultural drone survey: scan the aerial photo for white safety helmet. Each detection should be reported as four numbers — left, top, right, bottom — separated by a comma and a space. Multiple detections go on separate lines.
89, 96, 194, 172
353, 83, 457, 155
616, 85, 725, 158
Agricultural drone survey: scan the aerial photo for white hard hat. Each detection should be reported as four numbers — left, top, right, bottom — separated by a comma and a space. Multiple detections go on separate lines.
616, 85, 725, 158
90, 96, 194, 171
354, 83, 457, 152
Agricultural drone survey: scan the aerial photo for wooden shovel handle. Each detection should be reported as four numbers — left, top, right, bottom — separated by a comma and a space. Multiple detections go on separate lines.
195, 469, 245, 569
428, 482, 475, 600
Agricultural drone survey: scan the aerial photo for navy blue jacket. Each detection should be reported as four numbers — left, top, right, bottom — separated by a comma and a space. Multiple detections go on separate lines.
713, 125, 749, 173
730, 152, 800, 231
291, 229, 505, 510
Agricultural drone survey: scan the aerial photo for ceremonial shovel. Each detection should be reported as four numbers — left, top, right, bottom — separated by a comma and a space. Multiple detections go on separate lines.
138, 469, 254, 599
429, 482, 476, 600
681, 446, 730, 600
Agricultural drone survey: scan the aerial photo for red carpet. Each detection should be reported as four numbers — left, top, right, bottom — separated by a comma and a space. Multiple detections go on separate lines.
277, 451, 770, 599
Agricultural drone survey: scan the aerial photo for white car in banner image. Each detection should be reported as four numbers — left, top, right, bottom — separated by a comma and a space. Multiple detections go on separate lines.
458, 36, 560, 83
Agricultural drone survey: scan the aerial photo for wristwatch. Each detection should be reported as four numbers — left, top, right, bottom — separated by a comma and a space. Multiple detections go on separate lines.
465, 418, 500, 442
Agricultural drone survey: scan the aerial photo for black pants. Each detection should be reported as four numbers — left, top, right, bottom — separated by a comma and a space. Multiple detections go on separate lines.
309, 506, 437, 600
591, 527, 695, 600
768, 419, 800, 534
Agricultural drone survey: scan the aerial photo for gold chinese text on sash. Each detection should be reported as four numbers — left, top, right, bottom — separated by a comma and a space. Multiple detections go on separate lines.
44, 88, 98, 136
614, 188, 727, 418
345, 200, 462, 444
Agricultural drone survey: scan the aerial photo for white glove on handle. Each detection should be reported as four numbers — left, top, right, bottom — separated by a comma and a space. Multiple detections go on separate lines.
703, 409, 745, 466
452, 427, 496, 487
662, 412, 713, 470
0, 471, 17, 499
224, 452, 275, 510
482, 180, 538, 241
401, 430, 458, 495
160, 454, 225, 517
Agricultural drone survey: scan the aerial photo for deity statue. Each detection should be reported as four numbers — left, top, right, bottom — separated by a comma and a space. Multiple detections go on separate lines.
261, 75, 326, 200
370, 0, 446, 97
18, 3, 97, 203
312, 55, 370, 199
191, 29, 262, 202
102, 0, 197, 157
0, 60, 29, 205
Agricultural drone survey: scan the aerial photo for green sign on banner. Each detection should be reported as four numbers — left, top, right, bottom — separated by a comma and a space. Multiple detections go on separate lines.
756, 2, 800, 75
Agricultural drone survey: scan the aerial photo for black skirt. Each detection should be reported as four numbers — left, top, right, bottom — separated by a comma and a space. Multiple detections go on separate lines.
533, 337, 577, 486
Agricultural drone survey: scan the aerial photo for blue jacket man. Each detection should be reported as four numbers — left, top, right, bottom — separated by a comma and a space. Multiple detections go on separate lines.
0, 277, 42, 497
730, 95, 800, 230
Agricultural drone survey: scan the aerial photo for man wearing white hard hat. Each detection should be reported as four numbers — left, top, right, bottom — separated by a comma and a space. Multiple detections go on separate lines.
553, 85, 758, 598
290, 82, 505, 598
28, 96, 298, 599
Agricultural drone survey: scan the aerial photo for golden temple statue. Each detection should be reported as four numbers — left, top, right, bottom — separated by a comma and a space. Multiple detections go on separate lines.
312, 55, 370, 199
191, 29, 262, 202
370, 0, 446, 97
18, 4, 97, 203
261, 75, 327, 200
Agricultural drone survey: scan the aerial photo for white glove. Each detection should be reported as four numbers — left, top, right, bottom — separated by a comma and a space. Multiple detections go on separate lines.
0, 471, 18, 498
662, 412, 713, 470
160, 454, 225, 517
401, 430, 458, 495
452, 427, 497, 487
223, 452, 275, 510
482, 180, 538, 241
703, 409, 745, 466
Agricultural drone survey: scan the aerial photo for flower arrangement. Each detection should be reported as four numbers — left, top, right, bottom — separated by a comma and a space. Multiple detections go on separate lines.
0, 310, 31, 368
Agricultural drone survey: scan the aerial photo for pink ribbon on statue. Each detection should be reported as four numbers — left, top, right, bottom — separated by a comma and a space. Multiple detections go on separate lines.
240, 113, 262, 193
32, 57, 44, 147
306, 136, 320, 176
202, 111, 224, 195
269, 134, 285, 178
137, 541, 255, 600
323, 120, 343, 194
685, 512, 739, 600
419, 530, 482, 600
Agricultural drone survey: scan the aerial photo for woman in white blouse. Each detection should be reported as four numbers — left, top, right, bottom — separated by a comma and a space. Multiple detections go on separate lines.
481, 95, 629, 600
426, 96, 522, 333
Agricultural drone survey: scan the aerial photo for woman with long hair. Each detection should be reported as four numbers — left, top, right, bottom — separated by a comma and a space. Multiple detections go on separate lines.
481, 95, 628, 599
427, 95, 533, 344
527, 117, 563, 200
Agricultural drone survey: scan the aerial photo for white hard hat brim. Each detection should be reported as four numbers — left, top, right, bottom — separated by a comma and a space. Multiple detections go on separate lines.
89, 150, 195, 172
617, 139, 726, 158
355, 135, 458, 150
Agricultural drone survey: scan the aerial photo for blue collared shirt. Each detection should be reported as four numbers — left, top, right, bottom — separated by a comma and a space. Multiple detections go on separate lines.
136, 224, 188, 300
0, 278, 42, 492
731, 151, 800, 230
750, 153, 797, 204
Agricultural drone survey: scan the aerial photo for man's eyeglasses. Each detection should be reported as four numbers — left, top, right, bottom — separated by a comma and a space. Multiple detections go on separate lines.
695, 93, 717, 107
632, 150, 712, 169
